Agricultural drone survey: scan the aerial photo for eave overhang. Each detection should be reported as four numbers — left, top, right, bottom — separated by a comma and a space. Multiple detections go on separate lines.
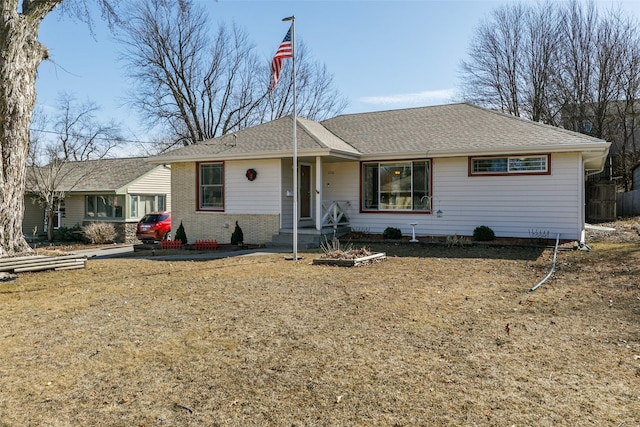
359, 141, 611, 166
147, 148, 362, 164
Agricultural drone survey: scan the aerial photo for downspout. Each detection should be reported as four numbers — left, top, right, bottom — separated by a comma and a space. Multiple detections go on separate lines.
530, 233, 560, 292
585, 162, 606, 178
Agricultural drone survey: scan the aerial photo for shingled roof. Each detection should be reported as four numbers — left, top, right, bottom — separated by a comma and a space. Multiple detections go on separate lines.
27, 157, 160, 193
149, 103, 609, 164
149, 115, 361, 163
321, 103, 606, 156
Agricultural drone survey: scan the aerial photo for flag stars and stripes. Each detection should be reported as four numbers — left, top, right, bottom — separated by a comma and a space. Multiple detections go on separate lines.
270, 27, 293, 91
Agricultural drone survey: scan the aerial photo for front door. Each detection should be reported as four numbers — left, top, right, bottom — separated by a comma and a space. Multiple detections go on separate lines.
300, 164, 312, 219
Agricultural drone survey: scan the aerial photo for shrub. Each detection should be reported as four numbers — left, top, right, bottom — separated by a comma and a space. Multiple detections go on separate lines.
55, 224, 84, 242
82, 222, 116, 244
473, 225, 496, 241
231, 221, 244, 245
174, 221, 188, 245
383, 227, 402, 239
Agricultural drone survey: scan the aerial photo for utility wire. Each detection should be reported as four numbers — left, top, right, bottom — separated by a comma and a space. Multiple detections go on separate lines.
30, 127, 160, 145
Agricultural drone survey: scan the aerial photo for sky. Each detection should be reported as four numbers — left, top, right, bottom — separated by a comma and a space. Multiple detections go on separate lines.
35, 0, 640, 155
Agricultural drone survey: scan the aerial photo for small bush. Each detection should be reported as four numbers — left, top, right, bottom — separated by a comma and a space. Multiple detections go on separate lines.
175, 221, 188, 245
473, 225, 496, 241
82, 222, 116, 244
383, 227, 402, 240
231, 221, 244, 245
55, 224, 84, 242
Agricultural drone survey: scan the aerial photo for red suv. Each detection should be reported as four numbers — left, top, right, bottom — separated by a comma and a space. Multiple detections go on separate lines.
136, 211, 171, 242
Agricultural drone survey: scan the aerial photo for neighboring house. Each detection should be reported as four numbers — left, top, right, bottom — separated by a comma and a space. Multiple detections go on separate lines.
148, 103, 610, 247
24, 157, 171, 243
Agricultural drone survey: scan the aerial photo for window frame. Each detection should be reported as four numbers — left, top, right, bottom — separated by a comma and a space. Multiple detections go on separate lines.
130, 194, 167, 219
84, 194, 125, 220
468, 154, 550, 176
360, 159, 432, 213
197, 161, 225, 211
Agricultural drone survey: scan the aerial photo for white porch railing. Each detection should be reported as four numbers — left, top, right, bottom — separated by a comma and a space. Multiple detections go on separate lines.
321, 200, 350, 229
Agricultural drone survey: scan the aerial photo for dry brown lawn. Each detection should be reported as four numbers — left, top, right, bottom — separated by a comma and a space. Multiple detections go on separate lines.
0, 221, 639, 426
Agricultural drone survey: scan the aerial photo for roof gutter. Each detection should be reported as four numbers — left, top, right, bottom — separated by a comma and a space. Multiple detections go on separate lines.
146, 148, 361, 164
585, 152, 608, 178
360, 142, 611, 161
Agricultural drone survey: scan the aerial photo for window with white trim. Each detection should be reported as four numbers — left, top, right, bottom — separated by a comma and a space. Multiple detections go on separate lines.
470, 155, 549, 175
130, 194, 166, 218
199, 162, 224, 210
362, 160, 431, 211
85, 195, 125, 219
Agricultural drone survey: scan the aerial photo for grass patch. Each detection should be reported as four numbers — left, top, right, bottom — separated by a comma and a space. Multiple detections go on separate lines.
0, 240, 638, 425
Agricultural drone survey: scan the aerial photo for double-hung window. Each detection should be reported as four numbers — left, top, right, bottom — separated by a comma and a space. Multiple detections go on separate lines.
362, 160, 431, 212
470, 155, 549, 175
199, 162, 224, 210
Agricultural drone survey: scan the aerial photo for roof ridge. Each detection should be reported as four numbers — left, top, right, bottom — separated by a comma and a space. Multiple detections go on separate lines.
61, 156, 150, 166
296, 117, 361, 154
323, 102, 470, 122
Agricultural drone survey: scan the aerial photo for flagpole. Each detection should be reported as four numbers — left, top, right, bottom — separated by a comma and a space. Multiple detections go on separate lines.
283, 15, 298, 260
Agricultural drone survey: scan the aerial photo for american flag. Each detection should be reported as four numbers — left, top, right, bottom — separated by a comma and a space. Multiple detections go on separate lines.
269, 27, 293, 91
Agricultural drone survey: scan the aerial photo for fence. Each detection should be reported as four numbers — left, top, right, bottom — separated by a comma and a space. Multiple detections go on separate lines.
616, 189, 640, 217
586, 181, 616, 221
161, 240, 183, 249
194, 240, 218, 250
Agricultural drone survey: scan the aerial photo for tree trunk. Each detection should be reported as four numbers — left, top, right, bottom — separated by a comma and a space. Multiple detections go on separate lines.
47, 204, 56, 243
0, 3, 57, 257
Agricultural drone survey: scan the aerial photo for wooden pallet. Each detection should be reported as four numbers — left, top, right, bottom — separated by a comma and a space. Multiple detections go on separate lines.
0, 254, 88, 273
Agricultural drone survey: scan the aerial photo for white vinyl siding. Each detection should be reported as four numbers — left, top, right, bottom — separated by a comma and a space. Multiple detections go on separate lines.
168, 152, 585, 244
127, 165, 171, 195
127, 165, 172, 217
344, 153, 582, 240
322, 161, 359, 222
432, 153, 580, 239
224, 159, 281, 214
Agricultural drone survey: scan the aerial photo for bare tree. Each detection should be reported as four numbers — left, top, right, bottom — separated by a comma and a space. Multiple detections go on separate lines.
460, 2, 527, 116
118, 0, 346, 150
554, 0, 600, 135
28, 93, 122, 242
261, 41, 348, 123
606, 27, 640, 191
0, 0, 120, 257
523, 2, 562, 124
460, 0, 640, 188
556, 2, 640, 185
118, 0, 264, 146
